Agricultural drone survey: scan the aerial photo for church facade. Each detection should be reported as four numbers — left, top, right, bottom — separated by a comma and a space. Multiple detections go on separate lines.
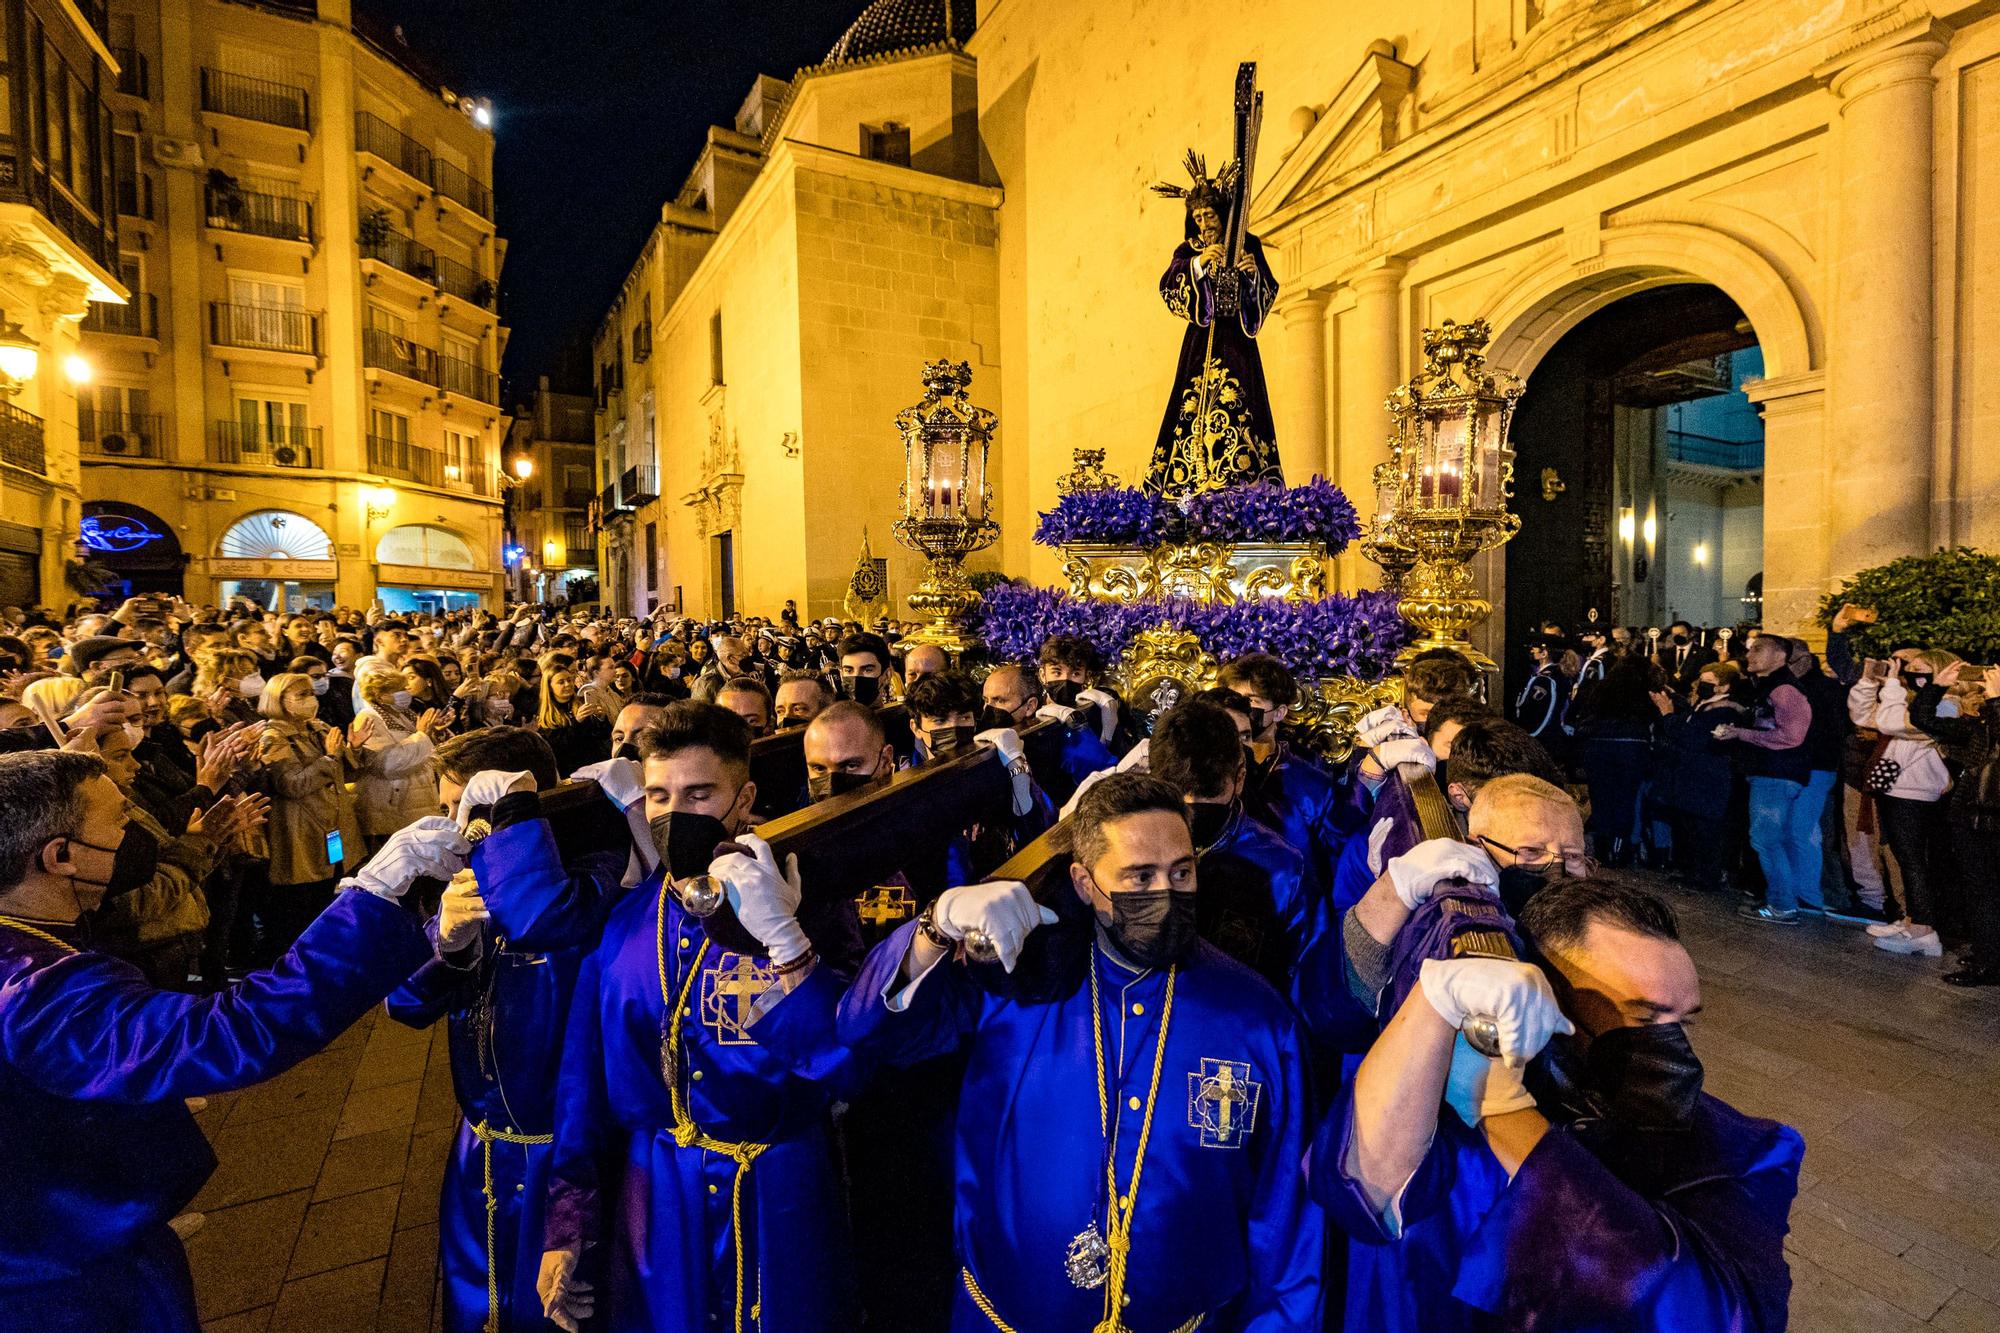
596, 0, 1997, 643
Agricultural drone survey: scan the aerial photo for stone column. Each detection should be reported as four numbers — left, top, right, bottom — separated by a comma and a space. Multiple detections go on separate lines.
1270, 289, 1331, 485
1336, 259, 1406, 587
1746, 372, 1829, 638
1822, 28, 1945, 576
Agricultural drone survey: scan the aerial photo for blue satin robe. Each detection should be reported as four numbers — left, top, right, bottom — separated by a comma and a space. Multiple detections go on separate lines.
385, 797, 625, 1333
1194, 805, 1326, 996
1312, 1081, 1803, 1331
544, 871, 869, 1331
0, 890, 431, 1332
1031, 725, 1118, 807
1243, 744, 1355, 890
839, 925, 1323, 1331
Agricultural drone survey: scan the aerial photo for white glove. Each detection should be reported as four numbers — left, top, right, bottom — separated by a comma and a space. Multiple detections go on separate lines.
1375, 736, 1437, 774
345, 816, 471, 901
1385, 838, 1498, 911
1077, 688, 1120, 743
571, 756, 644, 810
437, 869, 489, 954
1443, 1033, 1539, 1127
455, 769, 535, 830
975, 727, 1026, 768
1035, 703, 1078, 724
1418, 957, 1574, 1068
1357, 704, 1418, 749
932, 879, 1058, 973
708, 832, 810, 965
1116, 738, 1151, 772
1059, 766, 1113, 820
1365, 817, 1395, 876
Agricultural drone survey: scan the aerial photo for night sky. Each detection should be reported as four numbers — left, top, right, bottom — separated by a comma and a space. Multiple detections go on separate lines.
356, 0, 859, 397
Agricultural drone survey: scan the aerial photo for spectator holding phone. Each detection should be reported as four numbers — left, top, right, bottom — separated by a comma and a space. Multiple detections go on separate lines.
1848, 650, 1957, 958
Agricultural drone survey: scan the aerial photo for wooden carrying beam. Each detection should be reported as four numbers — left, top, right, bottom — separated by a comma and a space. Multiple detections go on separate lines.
749, 704, 916, 820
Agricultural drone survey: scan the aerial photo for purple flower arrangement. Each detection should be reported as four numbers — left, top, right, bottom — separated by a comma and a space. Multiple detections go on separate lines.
1032, 476, 1360, 552
973, 583, 1408, 681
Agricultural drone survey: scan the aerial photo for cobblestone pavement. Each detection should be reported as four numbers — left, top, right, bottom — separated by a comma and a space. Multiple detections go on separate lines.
184, 873, 2000, 1331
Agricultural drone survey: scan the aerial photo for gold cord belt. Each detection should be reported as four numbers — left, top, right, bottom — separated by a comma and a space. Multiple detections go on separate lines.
960, 1265, 1204, 1333
0, 916, 77, 954
468, 1118, 554, 1333
658, 891, 768, 1332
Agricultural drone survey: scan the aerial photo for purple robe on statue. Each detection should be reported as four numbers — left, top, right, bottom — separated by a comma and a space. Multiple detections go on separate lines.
1144, 232, 1283, 500
0, 890, 431, 1333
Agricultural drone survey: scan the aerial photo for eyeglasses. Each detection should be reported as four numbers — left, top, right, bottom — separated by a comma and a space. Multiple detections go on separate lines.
1475, 835, 1597, 878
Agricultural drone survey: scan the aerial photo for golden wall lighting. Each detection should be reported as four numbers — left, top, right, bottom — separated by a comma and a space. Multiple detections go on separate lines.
63, 354, 91, 384
512, 455, 534, 482
1363, 318, 1523, 669
364, 486, 396, 523
892, 360, 999, 654
0, 311, 39, 394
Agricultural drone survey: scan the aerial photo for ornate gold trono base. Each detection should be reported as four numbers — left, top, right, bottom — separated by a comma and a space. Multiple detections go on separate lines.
1061, 541, 1329, 607
1396, 556, 1497, 670
1110, 624, 1401, 763
903, 554, 982, 656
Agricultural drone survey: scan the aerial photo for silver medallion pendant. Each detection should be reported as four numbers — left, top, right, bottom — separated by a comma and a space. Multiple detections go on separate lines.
1065, 1226, 1110, 1289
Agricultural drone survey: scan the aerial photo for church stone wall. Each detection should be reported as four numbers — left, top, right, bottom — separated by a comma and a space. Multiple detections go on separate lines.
793, 152, 1002, 616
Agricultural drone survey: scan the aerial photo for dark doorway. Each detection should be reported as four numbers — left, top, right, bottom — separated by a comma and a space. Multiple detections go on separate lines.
713, 532, 735, 618
1504, 284, 1764, 680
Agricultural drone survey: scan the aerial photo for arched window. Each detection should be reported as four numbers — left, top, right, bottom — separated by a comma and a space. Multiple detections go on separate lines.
219, 510, 333, 560
375, 524, 476, 570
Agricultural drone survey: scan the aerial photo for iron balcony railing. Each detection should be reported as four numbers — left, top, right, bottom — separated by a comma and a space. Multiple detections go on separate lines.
363, 326, 439, 386
439, 352, 498, 404
79, 411, 163, 459
213, 421, 321, 468
0, 402, 46, 475
206, 183, 312, 241
564, 518, 595, 554
1665, 430, 1766, 471
209, 301, 321, 356
433, 252, 495, 309
367, 434, 438, 486
200, 68, 310, 131
354, 111, 431, 183
620, 464, 659, 506
112, 47, 149, 99
430, 157, 492, 220
359, 230, 437, 284
83, 293, 157, 338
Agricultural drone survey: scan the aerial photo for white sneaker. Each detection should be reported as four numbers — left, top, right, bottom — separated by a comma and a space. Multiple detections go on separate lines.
1874, 927, 1943, 957
1866, 920, 1910, 938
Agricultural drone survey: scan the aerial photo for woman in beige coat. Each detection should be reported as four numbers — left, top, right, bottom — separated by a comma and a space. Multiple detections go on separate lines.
351, 666, 448, 852
255, 672, 360, 951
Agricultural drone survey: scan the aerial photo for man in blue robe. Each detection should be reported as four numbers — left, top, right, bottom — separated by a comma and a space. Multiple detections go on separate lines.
980, 661, 1116, 808
538, 702, 870, 1332
838, 773, 1323, 1331
0, 750, 462, 1333
385, 729, 628, 1333
1315, 847, 1801, 1330
1219, 654, 1356, 886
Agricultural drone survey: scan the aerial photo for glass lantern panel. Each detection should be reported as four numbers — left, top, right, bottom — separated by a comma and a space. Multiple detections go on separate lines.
960, 434, 988, 521
1475, 407, 1507, 509
926, 436, 965, 516
1420, 411, 1470, 508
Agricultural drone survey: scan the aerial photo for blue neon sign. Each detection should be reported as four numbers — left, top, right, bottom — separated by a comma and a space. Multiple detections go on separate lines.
81, 515, 166, 553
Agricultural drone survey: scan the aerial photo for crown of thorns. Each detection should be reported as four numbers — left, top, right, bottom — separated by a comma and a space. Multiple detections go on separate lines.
1150, 150, 1239, 208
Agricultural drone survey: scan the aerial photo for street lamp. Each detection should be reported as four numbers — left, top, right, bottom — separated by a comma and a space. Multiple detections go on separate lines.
892, 360, 999, 654
364, 486, 395, 524
0, 312, 39, 395
511, 455, 534, 483
1364, 318, 1524, 669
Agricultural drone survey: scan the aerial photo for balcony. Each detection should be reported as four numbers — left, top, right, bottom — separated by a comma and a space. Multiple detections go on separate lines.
564, 517, 595, 555
209, 302, 321, 358
367, 436, 490, 495
112, 47, 150, 99
82, 293, 157, 339
80, 411, 163, 459
206, 182, 313, 242
200, 69, 310, 132
439, 352, 497, 404
359, 229, 437, 285
430, 158, 492, 220
354, 112, 432, 187
363, 326, 439, 388
0, 402, 46, 475
631, 323, 651, 364
620, 464, 659, 506
433, 253, 496, 311
212, 421, 322, 468
561, 486, 594, 509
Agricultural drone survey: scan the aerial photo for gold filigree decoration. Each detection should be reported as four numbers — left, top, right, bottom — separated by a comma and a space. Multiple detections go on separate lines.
1057, 448, 1119, 497
1164, 270, 1197, 321
1112, 625, 1221, 730
1061, 541, 1330, 607
1290, 676, 1406, 763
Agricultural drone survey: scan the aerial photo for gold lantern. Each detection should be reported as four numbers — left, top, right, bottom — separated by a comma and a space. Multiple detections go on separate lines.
1367, 318, 1523, 669
893, 360, 999, 655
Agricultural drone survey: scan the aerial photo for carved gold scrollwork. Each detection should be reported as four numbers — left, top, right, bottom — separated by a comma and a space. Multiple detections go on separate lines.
1062, 541, 1331, 607
1061, 552, 1093, 598
1112, 625, 1221, 730
1290, 676, 1406, 764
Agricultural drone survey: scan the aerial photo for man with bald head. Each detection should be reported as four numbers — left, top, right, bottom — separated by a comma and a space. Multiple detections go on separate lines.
980, 661, 1113, 805
900, 643, 949, 695
774, 672, 830, 729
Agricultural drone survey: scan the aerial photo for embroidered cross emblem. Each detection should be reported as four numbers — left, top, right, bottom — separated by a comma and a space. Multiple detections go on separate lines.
1187, 1058, 1262, 1149
856, 883, 914, 928
701, 955, 775, 1045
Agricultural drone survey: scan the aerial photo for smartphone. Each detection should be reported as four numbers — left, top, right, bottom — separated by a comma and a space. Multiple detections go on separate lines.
107, 669, 124, 694
325, 828, 344, 867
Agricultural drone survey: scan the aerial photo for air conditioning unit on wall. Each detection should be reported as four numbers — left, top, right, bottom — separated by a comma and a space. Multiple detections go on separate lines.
150, 137, 205, 170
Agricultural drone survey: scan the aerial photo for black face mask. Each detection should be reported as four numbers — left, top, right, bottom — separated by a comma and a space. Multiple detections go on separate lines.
1187, 801, 1235, 850
1045, 679, 1082, 707
926, 724, 978, 760
777, 716, 806, 731
808, 767, 879, 804
1241, 704, 1268, 737
106, 824, 161, 897
652, 810, 734, 883
1582, 1022, 1705, 1129
1900, 672, 1933, 692
1094, 883, 1199, 969
1671, 631, 1690, 645
976, 705, 1016, 733
1693, 681, 1717, 701
847, 675, 881, 706
614, 741, 643, 762
1497, 864, 1567, 917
